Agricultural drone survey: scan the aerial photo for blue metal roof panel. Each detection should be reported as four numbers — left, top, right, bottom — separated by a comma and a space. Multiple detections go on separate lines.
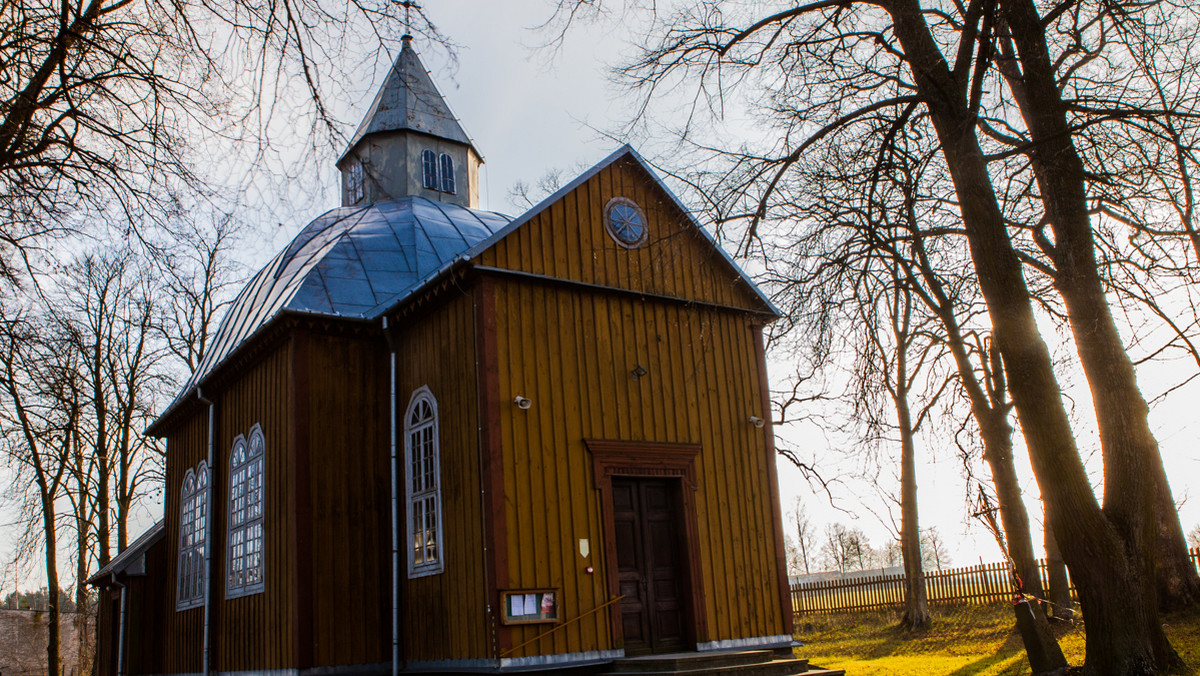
152, 196, 513, 430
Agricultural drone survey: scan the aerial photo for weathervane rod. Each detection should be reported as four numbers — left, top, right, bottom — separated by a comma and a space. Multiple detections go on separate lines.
400, 1, 421, 41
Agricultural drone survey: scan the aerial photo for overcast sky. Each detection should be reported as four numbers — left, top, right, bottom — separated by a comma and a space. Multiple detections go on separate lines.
356, 1, 1200, 570
3, 0, 1197, 590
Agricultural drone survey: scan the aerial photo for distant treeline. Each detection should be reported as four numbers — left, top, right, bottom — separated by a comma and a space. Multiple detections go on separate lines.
2, 589, 92, 613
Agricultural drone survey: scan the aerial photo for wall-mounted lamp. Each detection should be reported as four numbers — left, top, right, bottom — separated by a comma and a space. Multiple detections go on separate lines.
748, 416, 765, 429
630, 365, 648, 380
513, 396, 532, 410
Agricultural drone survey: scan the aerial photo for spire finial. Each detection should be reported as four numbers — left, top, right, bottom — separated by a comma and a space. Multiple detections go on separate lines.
400, 1, 420, 42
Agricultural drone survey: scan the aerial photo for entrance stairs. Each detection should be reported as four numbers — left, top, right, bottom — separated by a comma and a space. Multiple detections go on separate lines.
604, 647, 844, 676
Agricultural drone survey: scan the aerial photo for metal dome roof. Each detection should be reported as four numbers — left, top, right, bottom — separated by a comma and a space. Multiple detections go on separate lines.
184, 196, 509, 395
152, 146, 778, 434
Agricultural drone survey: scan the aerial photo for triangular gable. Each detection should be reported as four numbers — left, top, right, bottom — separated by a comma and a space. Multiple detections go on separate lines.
461, 146, 779, 316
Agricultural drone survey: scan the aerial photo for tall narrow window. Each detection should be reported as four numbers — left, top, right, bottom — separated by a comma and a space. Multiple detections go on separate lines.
227, 425, 265, 598
177, 461, 209, 610
422, 149, 438, 190
347, 160, 364, 204
405, 387, 443, 577
439, 153, 456, 194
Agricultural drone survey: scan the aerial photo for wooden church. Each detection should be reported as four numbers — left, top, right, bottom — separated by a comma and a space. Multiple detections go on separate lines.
90, 37, 824, 676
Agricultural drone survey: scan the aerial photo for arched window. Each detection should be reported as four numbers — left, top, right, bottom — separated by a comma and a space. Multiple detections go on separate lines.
177, 461, 209, 610
422, 149, 438, 190
405, 387, 443, 577
439, 153, 456, 194
227, 425, 265, 597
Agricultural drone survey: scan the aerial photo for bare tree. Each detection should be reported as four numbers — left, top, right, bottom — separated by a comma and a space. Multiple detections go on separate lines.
0, 0, 455, 283
787, 497, 816, 576
0, 309, 76, 676
155, 216, 243, 375
920, 527, 949, 571
821, 523, 873, 573
53, 249, 168, 561
547, 0, 1199, 669
855, 265, 939, 628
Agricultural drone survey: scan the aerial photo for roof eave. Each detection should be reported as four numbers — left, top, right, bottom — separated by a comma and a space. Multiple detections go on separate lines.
86, 520, 166, 586
147, 308, 380, 436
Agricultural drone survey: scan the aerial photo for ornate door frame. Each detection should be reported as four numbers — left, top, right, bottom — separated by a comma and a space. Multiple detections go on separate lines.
585, 439, 707, 650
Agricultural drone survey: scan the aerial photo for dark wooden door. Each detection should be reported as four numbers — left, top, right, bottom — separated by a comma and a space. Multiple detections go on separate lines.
613, 478, 686, 655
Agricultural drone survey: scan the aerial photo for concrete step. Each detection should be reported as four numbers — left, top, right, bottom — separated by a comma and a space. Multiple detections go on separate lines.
610, 650, 775, 672
610, 656, 815, 676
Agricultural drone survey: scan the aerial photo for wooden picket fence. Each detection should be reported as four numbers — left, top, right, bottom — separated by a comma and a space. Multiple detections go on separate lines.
790, 547, 1200, 616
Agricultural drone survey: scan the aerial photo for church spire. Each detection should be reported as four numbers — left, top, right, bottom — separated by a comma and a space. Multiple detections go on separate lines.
338, 39, 482, 208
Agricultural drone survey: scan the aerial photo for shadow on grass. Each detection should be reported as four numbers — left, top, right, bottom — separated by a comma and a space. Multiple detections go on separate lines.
942, 631, 1026, 676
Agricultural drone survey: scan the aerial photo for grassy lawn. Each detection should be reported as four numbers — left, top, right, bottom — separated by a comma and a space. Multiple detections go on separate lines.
794, 604, 1200, 675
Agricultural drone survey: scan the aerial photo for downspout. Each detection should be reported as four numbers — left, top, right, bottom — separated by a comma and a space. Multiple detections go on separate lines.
197, 388, 215, 676
382, 317, 399, 676
114, 578, 127, 676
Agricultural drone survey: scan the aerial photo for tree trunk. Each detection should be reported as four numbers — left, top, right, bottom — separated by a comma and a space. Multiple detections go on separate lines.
894, 350, 930, 629
1045, 516, 1074, 621
42, 491, 61, 676
999, 0, 1195, 626
977, 412, 1067, 674
1152, 463, 1200, 611
75, 513, 89, 609
885, 0, 1178, 670
940, 325, 1066, 669
907, 169, 1066, 668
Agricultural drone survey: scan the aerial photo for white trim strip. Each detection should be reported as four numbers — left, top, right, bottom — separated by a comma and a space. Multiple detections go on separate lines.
498, 648, 624, 669
696, 634, 795, 652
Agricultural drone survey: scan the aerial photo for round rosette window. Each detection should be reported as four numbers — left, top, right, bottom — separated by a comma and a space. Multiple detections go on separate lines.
604, 197, 648, 248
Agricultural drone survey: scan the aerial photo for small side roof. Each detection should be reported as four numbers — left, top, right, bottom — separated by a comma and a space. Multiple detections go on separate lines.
340, 37, 477, 162
87, 520, 165, 586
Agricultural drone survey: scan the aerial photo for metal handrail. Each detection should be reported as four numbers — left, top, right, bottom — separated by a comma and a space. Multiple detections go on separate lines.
499, 594, 626, 658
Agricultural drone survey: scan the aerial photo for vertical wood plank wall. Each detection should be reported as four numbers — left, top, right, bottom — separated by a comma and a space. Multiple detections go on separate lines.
161, 399, 211, 673
161, 340, 296, 673
96, 589, 116, 676
126, 539, 167, 674
304, 330, 391, 668
391, 292, 490, 662
476, 154, 784, 658
474, 156, 767, 315
492, 281, 783, 657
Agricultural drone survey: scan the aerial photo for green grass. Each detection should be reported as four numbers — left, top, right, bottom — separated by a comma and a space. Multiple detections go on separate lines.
794, 604, 1200, 675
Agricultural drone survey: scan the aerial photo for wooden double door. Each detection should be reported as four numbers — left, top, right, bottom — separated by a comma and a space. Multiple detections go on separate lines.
612, 478, 688, 655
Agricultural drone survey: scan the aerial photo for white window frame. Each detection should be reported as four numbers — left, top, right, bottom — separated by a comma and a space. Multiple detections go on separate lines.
405, 386, 444, 577
226, 425, 266, 598
422, 149, 438, 190
347, 160, 365, 204
177, 461, 209, 610
438, 153, 456, 194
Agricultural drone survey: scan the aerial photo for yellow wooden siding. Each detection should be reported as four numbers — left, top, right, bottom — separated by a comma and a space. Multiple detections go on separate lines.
474, 157, 767, 314
305, 331, 391, 667
494, 279, 785, 658
392, 292, 490, 661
